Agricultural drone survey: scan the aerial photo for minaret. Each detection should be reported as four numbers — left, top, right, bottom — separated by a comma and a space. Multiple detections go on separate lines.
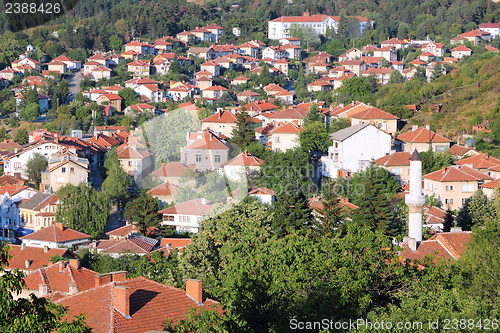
405, 149, 426, 242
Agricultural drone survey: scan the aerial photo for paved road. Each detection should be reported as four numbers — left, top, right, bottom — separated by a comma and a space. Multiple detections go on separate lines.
106, 205, 125, 232
67, 70, 83, 103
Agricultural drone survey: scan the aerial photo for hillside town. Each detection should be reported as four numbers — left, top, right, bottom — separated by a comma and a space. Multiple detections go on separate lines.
2, 2, 500, 332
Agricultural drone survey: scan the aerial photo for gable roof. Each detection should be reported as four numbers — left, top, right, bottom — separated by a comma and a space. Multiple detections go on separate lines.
400, 231, 472, 261
184, 131, 229, 150
224, 151, 264, 167
147, 183, 178, 196
150, 161, 190, 178
269, 121, 302, 134
54, 276, 218, 332
105, 224, 138, 238
447, 145, 476, 157
6, 245, 74, 271
159, 198, 215, 216
329, 123, 372, 142
481, 178, 500, 190
423, 206, 451, 225
22, 224, 91, 243
350, 106, 399, 120
202, 110, 237, 123
95, 236, 157, 255
454, 152, 500, 169
423, 165, 493, 182
374, 152, 411, 167
396, 127, 451, 143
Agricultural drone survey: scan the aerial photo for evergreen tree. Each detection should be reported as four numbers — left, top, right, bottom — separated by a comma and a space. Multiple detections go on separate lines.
351, 166, 395, 234
231, 110, 256, 151
443, 209, 455, 232
456, 189, 496, 231
124, 191, 161, 235
102, 148, 130, 207
389, 70, 403, 84
313, 182, 346, 236
55, 183, 111, 238
0, 127, 6, 141
431, 62, 443, 82
14, 128, 28, 145
272, 181, 313, 236
304, 103, 321, 126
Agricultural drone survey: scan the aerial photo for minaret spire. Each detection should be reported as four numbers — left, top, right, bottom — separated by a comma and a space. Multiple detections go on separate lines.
405, 149, 426, 242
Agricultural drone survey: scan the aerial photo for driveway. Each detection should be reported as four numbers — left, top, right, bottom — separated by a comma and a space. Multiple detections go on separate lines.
67, 70, 83, 103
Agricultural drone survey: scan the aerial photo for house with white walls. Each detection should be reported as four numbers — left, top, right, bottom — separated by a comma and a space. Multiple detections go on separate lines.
159, 198, 216, 233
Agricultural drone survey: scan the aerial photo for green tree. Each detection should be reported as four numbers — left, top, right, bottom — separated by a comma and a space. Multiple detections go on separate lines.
414, 67, 427, 82
55, 80, 69, 107
0, 127, 6, 141
456, 189, 496, 231
14, 128, 28, 145
56, 183, 111, 238
25, 153, 48, 187
304, 103, 321, 126
109, 35, 122, 52
443, 209, 455, 232
420, 150, 454, 174
272, 183, 313, 235
431, 61, 443, 82
102, 148, 130, 207
314, 181, 347, 236
299, 121, 329, 153
231, 110, 256, 151
389, 70, 404, 84
118, 88, 139, 109
20, 102, 41, 121
0, 246, 91, 332
124, 191, 161, 235
197, 107, 212, 120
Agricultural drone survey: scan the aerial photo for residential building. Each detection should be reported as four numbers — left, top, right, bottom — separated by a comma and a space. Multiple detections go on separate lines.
6, 244, 74, 274
479, 23, 500, 38
134, 84, 163, 103
380, 38, 408, 50
115, 142, 154, 179
0, 190, 22, 243
53, 277, 218, 332
421, 42, 446, 57
361, 67, 393, 85
223, 151, 264, 181
400, 230, 472, 261
180, 130, 230, 171
423, 205, 453, 232
149, 161, 193, 186
374, 151, 412, 184
321, 123, 392, 178
269, 121, 302, 152
47, 60, 68, 74
204, 23, 224, 42
147, 183, 178, 204
451, 45, 472, 59
454, 152, 500, 178
481, 178, 500, 198
200, 60, 221, 77
19, 193, 59, 232
124, 40, 154, 57
127, 60, 151, 76
248, 187, 276, 205
93, 235, 158, 257
21, 222, 91, 249
96, 93, 123, 112
446, 145, 479, 159
40, 152, 89, 193
281, 43, 301, 60
236, 90, 260, 102
160, 198, 215, 233
202, 85, 228, 100
0, 67, 22, 80
201, 110, 237, 137
395, 126, 452, 153
423, 165, 493, 210
349, 105, 399, 135
51, 55, 81, 70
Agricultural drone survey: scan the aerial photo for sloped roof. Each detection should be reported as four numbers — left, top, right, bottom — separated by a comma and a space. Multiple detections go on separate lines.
447, 145, 476, 157
350, 106, 399, 120
452, 45, 472, 52
150, 161, 190, 178
22, 224, 91, 243
54, 276, 218, 332
159, 198, 215, 216
105, 224, 137, 237
224, 151, 264, 167
147, 183, 178, 196
269, 121, 302, 134
7, 245, 74, 271
481, 178, 500, 189
184, 131, 229, 150
160, 238, 192, 249
374, 152, 411, 167
329, 123, 371, 142
202, 110, 236, 123
396, 127, 451, 143
423, 206, 450, 225
454, 153, 500, 169
423, 165, 493, 182
400, 231, 472, 261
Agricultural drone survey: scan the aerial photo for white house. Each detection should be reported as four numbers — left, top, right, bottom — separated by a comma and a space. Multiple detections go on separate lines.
159, 198, 215, 233
479, 23, 500, 39
0, 192, 21, 243
223, 151, 264, 181
321, 123, 392, 178
134, 84, 163, 103
248, 187, 276, 205
21, 223, 91, 249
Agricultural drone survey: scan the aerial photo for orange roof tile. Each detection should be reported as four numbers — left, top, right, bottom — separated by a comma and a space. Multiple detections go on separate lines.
159, 198, 215, 216
147, 183, 178, 196
400, 232, 472, 261
224, 151, 264, 167
202, 110, 236, 123
423, 165, 492, 182
350, 106, 398, 120
454, 153, 500, 169
481, 178, 500, 189
396, 127, 451, 143
22, 224, 90, 243
7, 245, 74, 271
269, 122, 302, 134
150, 161, 190, 178
375, 152, 411, 167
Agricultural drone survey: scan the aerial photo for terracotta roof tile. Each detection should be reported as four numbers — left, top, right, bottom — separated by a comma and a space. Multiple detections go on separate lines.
400, 232, 472, 261
224, 151, 264, 167
159, 198, 215, 216
7, 245, 74, 271
147, 183, 178, 196
396, 127, 451, 143
423, 165, 492, 182
22, 224, 91, 243
454, 153, 500, 169
375, 152, 411, 166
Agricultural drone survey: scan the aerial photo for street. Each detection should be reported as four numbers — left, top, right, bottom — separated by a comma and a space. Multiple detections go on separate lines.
67, 70, 83, 103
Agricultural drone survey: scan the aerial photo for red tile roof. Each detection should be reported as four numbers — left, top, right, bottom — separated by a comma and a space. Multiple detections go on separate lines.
447, 145, 476, 157
350, 106, 398, 120
452, 45, 472, 52
454, 153, 500, 169
202, 110, 236, 123
224, 151, 264, 167
375, 152, 411, 167
22, 224, 91, 243
269, 122, 302, 134
55, 277, 218, 332
248, 187, 276, 196
396, 127, 451, 143
105, 224, 138, 238
116, 143, 153, 159
423, 165, 493, 182
423, 206, 450, 224
147, 183, 178, 196
184, 131, 229, 150
24, 261, 97, 294
481, 178, 500, 190
6, 245, 74, 271
159, 198, 215, 216
160, 238, 192, 249
150, 162, 189, 178
400, 231, 472, 261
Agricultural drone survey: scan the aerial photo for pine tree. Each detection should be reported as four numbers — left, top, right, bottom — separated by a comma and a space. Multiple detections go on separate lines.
231, 110, 256, 151
304, 103, 321, 126
272, 181, 312, 236
124, 191, 160, 235
102, 148, 131, 207
443, 209, 455, 232
431, 62, 443, 82
351, 167, 395, 234
314, 182, 346, 237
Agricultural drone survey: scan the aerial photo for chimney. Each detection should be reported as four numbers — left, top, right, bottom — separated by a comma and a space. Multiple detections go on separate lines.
113, 285, 131, 318
186, 279, 203, 305
201, 198, 207, 205
54, 222, 64, 230
59, 261, 66, 272
450, 227, 462, 233
425, 125, 430, 130
43, 246, 49, 253
21, 243, 26, 250
25, 259, 30, 269
95, 273, 113, 287
69, 259, 79, 269
412, 125, 418, 131
39, 284, 48, 296
407, 237, 417, 251
442, 166, 446, 173
303, 11, 309, 17
161, 163, 165, 168
68, 283, 78, 295
112, 271, 127, 282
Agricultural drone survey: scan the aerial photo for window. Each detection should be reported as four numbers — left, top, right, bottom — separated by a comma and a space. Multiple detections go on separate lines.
128, 161, 133, 166
275, 136, 280, 143
14, 162, 21, 169
445, 198, 454, 204
56, 177, 64, 183
214, 155, 221, 163
391, 168, 402, 175
163, 215, 174, 222
445, 185, 454, 191
334, 153, 339, 161
334, 142, 338, 148
196, 155, 202, 162
179, 216, 191, 223
462, 184, 474, 192
70, 167, 74, 173
61, 167, 66, 173
462, 198, 468, 205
